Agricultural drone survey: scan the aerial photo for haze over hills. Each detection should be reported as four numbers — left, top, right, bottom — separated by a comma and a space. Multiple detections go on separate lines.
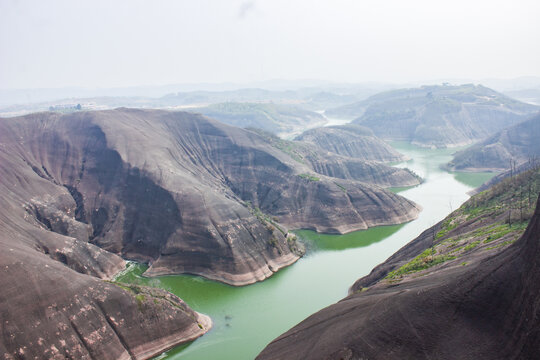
0, 86, 370, 118
325, 84, 539, 148
447, 112, 540, 172
193, 102, 327, 137
258, 168, 540, 360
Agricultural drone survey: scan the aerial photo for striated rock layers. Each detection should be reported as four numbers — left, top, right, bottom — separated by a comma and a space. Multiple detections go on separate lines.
295, 124, 406, 163
447, 112, 540, 172
0, 108, 420, 283
0, 108, 421, 358
251, 128, 420, 188
0, 129, 211, 358
257, 181, 540, 360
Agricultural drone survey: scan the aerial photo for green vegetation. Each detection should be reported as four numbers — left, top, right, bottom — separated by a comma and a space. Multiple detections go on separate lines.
244, 201, 286, 235
482, 222, 528, 243
435, 217, 459, 239
463, 168, 540, 222
387, 168, 540, 283
334, 182, 347, 193
248, 128, 307, 164
298, 173, 320, 182
463, 241, 480, 252
385, 248, 456, 279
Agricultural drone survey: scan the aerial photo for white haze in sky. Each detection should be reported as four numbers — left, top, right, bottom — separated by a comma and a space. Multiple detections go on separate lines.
1, 0, 539, 89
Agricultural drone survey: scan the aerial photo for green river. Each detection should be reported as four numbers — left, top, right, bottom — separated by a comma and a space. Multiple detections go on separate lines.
115, 141, 494, 360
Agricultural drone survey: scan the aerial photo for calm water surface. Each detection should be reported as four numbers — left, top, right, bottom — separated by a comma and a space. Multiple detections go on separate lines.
116, 141, 494, 360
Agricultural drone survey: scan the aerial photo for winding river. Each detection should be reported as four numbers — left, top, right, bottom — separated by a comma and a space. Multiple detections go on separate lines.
116, 141, 494, 360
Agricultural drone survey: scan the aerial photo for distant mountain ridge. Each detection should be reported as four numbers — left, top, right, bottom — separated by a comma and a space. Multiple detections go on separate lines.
326, 84, 539, 148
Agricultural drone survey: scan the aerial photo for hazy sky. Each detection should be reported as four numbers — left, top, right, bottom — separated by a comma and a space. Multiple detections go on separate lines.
1, 0, 539, 89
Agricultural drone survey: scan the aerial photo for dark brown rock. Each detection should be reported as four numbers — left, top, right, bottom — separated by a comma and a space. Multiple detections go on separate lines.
257, 179, 540, 360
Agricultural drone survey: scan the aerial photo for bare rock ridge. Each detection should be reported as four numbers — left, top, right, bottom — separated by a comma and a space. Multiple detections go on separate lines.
0, 108, 421, 358
446, 112, 540, 172
250, 128, 421, 188
294, 124, 406, 163
0, 129, 211, 358
257, 169, 540, 360
326, 84, 538, 148
0, 108, 420, 284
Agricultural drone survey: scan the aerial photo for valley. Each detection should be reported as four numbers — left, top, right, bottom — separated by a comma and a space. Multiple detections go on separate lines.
114, 142, 493, 359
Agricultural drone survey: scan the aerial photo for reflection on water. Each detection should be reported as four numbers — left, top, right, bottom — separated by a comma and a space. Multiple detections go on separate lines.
117, 141, 495, 360
296, 224, 404, 251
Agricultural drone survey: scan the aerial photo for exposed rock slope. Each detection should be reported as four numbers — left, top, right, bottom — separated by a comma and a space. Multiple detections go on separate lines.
194, 102, 327, 136
294, 124, 406, 162
0, 108, 419, 285
326, 84, 538, 148
258, 168, 540, 360
0, 132, 211, 358
252, 129, 420, 188
447, 112, 540, 171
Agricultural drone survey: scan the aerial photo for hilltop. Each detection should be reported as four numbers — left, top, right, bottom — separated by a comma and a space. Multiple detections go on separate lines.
326, 84, 538, 148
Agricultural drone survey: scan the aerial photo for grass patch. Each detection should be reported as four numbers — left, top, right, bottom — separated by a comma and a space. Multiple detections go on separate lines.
334, 182, 347, 193
463, 241, 480, 252
299, 173, 320, 182
385, 248, 456, 279
486, 239, 516, 250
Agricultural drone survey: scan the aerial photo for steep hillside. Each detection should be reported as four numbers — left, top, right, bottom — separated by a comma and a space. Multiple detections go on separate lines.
446, 112, 540, 171
0, 131, 211, 358
326, 84, 538, 148
294, 124, 406, 162
193, 102, 327, 136
0, 108, 424, 358
0, 109, 420, 284
258, 168, 540, 360
252, 129, 420, 188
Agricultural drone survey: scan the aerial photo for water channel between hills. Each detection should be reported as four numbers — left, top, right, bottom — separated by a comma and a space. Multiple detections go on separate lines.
116, 141, 495, 360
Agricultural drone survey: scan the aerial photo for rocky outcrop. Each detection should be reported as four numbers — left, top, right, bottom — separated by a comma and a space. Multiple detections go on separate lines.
257, 169, 540, 360
251, 129, 421, 188
0, 109, 420, 284
0, 108, 422, 359
0, 140, 211, 358
295, 124, 406, 162
326, 84, 538, 148
446, 112, 540, 172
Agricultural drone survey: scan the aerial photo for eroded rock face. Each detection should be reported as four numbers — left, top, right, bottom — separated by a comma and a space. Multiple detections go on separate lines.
447, 112, 540, 172
295, 124, 406, 163
1, 109, 420, 283
250, 128, 421, 188
257, 187, 540, 360
0, 108, 422, 358
0, 142, 210, 358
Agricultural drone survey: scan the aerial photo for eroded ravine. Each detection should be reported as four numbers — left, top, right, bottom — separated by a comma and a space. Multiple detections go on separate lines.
116, 142, 494, 360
